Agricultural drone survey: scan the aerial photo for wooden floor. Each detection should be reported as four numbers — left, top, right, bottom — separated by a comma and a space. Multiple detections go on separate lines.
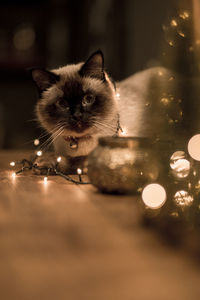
0, 150, 200, 300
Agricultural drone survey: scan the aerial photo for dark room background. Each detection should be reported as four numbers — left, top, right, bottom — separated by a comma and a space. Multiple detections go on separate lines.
0, 0, 176, 149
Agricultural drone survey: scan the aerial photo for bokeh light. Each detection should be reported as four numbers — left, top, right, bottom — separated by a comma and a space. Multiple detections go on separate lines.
119, 127, 128, 136
13, 24, 35, 51
36, 150, 42, 157
43, 176, 48, 183
179, 10, 190, 20
174, 190, 193, 207
188, 134, 200, 161
142, 183, 167, 209
170, 19, 178, 27
57, 156, 62, 162
170, 151, 190, 178
34, 139, 40, 146
11, 172, 16, 178
77, 168, 82, 175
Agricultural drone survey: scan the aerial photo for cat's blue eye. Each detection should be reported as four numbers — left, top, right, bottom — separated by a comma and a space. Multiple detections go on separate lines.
82, 94, 95, 107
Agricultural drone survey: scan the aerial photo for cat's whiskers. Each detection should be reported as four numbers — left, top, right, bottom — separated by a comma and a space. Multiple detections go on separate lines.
36, 129, 55, 141
39, 134, 55, 151
92, 123, 115, 135
20, 124, 63, 147
45, 128, 64, 150
92, 125, 115, 135
35, 123, 65, 143
95, 121, 116, 130
91, 116, 117, 127
26, 117, 38, 123
38, 122, 65, 138
39, 125, 64, 151
92, 119, 117, 132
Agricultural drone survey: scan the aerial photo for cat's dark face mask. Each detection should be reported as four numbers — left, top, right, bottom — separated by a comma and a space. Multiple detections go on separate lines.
32, 50, 117, 137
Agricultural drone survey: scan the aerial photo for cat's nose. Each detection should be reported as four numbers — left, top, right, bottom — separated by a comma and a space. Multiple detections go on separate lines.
73, 110, 82, 120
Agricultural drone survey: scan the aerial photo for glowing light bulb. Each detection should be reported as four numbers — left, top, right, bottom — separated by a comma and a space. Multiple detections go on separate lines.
142, 183, 167, 209
188, 134, 200, 161
77, 168, 82, 182
189, 46, 194, 52
11, 172, 16, 178
43, 176, 48, 183
34, 139, 40, 146
170, 151, 190, 178
36, 150, 42, 157
179, 11, 189, 19
171, 19, 178, 27
119, 127, 127, 137
168, 119, 174, 125
195, 180, 200, 190
116, 92, 120, 99
177, 30, 186, 38
160, 97, 170, 105
10, 161, 15, 167
57, 156, 62, 163
174, 190, 193, 207
77, 168, 82, 175
171, 211, 179, 218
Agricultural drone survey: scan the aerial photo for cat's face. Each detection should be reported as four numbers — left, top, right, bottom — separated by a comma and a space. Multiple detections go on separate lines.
32, 51, 118, 141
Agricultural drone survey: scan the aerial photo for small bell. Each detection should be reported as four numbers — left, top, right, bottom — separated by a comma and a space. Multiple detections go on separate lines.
70, 137, 78, 149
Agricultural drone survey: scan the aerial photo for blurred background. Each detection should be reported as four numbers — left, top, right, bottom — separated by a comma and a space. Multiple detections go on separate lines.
0, 0, 178, 149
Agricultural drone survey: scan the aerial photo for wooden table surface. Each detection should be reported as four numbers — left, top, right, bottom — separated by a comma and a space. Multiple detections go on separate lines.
0, 150, 200, 300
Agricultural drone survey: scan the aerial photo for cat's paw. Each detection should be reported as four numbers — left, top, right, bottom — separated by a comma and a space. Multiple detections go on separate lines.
33, 153, 68, 175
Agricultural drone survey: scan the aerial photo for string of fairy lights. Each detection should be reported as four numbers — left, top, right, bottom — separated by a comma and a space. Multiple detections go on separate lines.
10, 140, 90, 185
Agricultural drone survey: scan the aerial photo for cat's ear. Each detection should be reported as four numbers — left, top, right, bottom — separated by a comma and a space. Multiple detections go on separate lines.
79, 50, 105, 81
31, 68, 60, 93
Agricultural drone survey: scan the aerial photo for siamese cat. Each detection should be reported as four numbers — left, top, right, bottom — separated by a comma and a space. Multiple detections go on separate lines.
32, 50, 176, 174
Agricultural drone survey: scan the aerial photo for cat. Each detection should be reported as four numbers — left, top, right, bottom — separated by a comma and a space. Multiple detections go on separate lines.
31, 50, 177, 174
